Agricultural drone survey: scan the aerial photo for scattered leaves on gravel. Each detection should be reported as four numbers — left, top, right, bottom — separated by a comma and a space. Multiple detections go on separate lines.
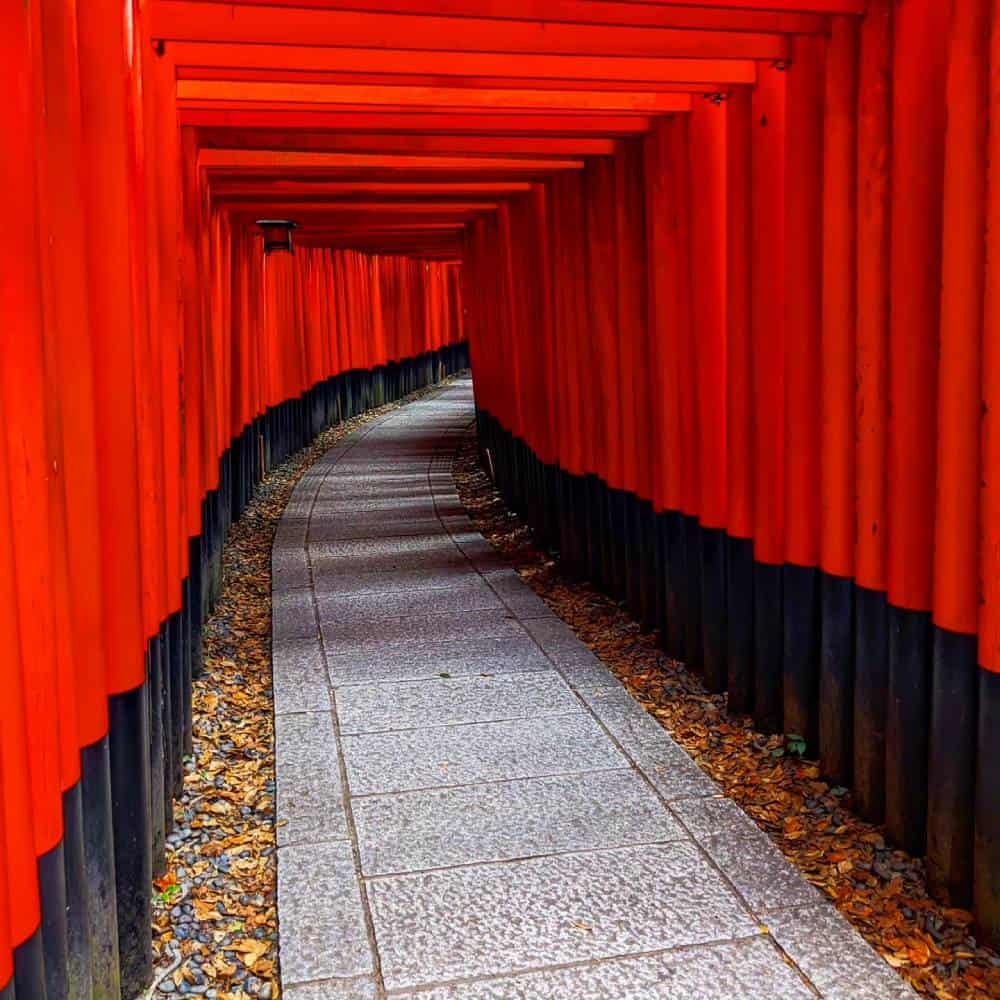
149, 377, 463, 999
453, 431, 1000, 1000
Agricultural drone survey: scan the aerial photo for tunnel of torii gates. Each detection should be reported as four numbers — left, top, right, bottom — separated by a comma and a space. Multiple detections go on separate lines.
2, 0, 1000, 996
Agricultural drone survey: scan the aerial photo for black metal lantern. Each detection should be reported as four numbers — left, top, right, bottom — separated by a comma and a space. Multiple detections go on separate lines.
256, 219, 299, 255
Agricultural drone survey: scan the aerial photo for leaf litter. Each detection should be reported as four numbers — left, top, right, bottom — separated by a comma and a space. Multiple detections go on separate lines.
453, 431, 1000, 1000
149, 377, 464, 999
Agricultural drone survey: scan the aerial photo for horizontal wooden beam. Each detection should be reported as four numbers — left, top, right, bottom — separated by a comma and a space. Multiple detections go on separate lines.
180, 70, 732, 95
157, 0, 831, 33
200, 149, 586, 171
180, 109, 654, 133
211, 179, 534, 196
152, 3, 791, 60
223, 200, 499, 213
198, 130, 617, 156
178, 80, 694, 113
168, 42, 756, 86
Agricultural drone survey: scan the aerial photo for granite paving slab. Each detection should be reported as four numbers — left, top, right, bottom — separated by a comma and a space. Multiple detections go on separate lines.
341, 713, 627, 795
336, 671, 580, 734
321, 608, 525, 652
353, 769, 686, 876
324, 634, 554, 687
272, 379, 912, 1000
276, 841, 372, 986
368, 842, 759, 990
272, 637, 331, 716
274, 711, 347, 847
390, 937, 814, 1000
316, 580, 503, 624
311, 563, 480, 597
766, 904, 917, 998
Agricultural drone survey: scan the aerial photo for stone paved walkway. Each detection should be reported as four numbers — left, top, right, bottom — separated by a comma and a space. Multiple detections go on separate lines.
271, 378, 914, 1000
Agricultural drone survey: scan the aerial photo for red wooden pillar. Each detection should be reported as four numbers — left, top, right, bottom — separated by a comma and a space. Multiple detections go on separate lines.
750, 61, 787, 734
885, 0, 951, 857
583, 157, 621, 594
0, 759, 11, 998
0, 400, 43, 995
975, 0, 1000, 947
77, 0, 154, 989
926, 0, 990, 908
853, 0, 893, 825
689, 98, 728, 692
783, 34, 826, 750
819, 15, 859, 788
725, 86, 755, 714
2, 3, 71, 994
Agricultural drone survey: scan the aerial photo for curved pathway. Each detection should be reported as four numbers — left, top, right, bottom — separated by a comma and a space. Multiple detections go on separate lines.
271, 378, 913, 1000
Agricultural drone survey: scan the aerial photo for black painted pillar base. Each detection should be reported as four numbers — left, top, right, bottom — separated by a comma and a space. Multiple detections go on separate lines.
854, 585, 889, 823
187, 536, 204, 680
683, 515, 703, 674
81, 736, 121, 1000
819, 572, 854, 787
160, 623, 174, 837
701, 527, 727, 694
109, 685, 152, 998
753, 561, 784, 734
147, 642, 166, 880
167, 612, 184, 801
885, 605, 932, 856
63, 784, 93, 1000
975, 668, 1000, 947
653, 512, 669, 639
783, 563, 820, 751
607, 488, 628, 602
13, 930, 46, 1000
926, 627, 977, 906
725, 536, 754, 716
637, 500, 658, 630
663, 511, 686, 662
624, 495, 643, 618
38, 843, 69, 1000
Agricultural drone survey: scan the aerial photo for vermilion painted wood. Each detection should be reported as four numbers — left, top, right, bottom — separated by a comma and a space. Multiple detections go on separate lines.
180, 109, 656, 133
669, 115, 697, 524
642, 117, 688, 516
749, 62, 786, 567
200, 149, 589, 171
181, 0, 831, 34
38, 0, 111, 751
887, 0, 950, 616
0, 5, 45, 944
150, 2, 792, 60
213, 180, 534, 195
0, 760, 11, 990
2, 0, 67, 859
180, 71, 738, 97
615, 139, 650, 500
854, 0, 891, 595
819, 16, 857, 581
983, 0, 1000, 678
934, 0, 988, 638
783, 35, 824, 571
689, 100, 728, 532
0, 427, 41, 951
179, 80, 695, 113
199, 132, 620, 157
725, 87, 753, 543
170, 45, 758, 86
583, 156, 622, 489
147, 38, 188, 614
